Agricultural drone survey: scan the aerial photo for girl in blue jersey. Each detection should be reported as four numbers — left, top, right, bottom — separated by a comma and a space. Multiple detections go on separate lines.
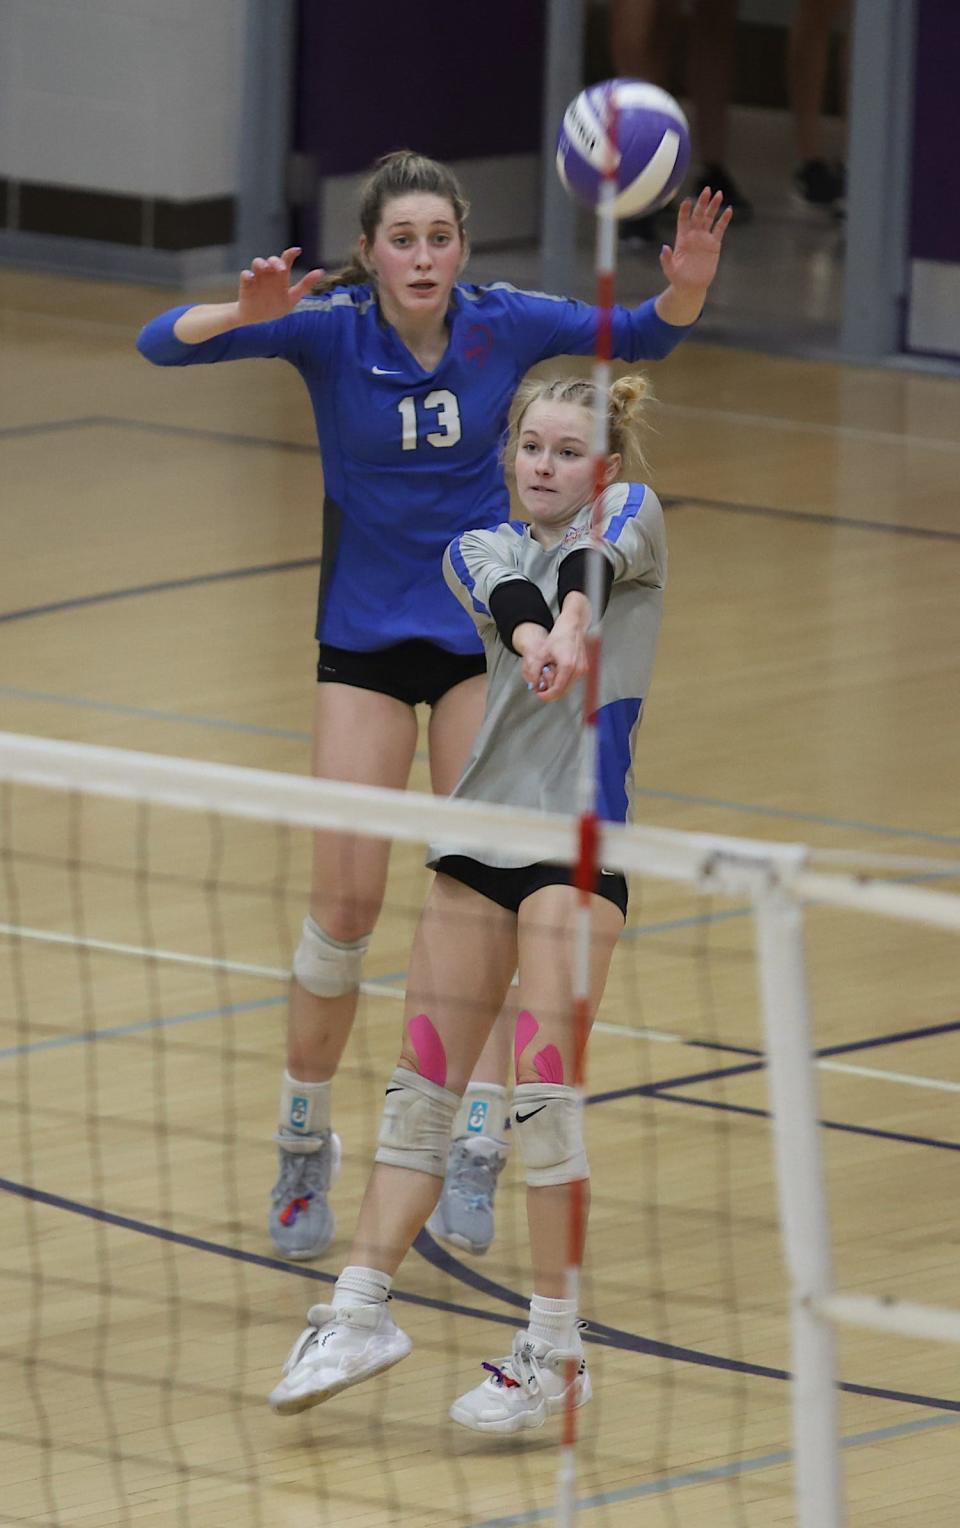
267, 370, 661, 1435
137, 150, 731, 1263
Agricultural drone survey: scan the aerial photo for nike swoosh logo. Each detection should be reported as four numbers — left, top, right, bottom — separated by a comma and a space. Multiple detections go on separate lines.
385, 1087, 403, 1095
514, 1105, 548, 1124
372, 366, 401, 375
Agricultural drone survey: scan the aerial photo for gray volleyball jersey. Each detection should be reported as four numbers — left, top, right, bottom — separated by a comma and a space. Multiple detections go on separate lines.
435, 481, 666, 868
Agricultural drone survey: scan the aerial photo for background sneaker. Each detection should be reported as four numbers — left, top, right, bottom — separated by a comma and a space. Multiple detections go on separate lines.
793, 158, 846, 213
618, 211, 663, 246
691, 163, 754, 223
268, 1300, 412, 1415
268, 1128, 341, 1259
449, 1330, 591, 1435
427, 1137, 506, 1255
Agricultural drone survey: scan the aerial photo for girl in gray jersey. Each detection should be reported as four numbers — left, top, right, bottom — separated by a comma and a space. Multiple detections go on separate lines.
268, 373, 663, 1435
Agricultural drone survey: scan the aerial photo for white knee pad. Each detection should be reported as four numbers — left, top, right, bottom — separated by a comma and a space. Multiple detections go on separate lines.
510, 1084, 590, 1187
375, 1067, 459, 1178
292, 916, 369, 998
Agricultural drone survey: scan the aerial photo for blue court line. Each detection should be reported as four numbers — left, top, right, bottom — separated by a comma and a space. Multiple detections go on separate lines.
0, 416, 106, 440
2, 1174, 956, 1417
631, 784, 960, 848
0, 994, 287, 1060
8, 412, 959, 541
0, 977, 745, 1066
3, 687, 953, 855
620, 904, 750, 939
0, 686, 312, 742
0, 968, 409, 1061
2, 958, 954, 1086
5, 681, 958, 851
0, 413, 316, 456
464, 1412, 960, 1528
0, 556, 320, 627
664, 490, 960, 544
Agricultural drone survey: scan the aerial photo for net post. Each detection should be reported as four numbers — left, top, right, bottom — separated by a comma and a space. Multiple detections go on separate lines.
752, 880, 845, 1528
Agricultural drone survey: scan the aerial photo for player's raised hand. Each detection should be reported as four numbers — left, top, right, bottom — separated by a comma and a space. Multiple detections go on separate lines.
237, 247, 325, 324
659, 189, 732, 295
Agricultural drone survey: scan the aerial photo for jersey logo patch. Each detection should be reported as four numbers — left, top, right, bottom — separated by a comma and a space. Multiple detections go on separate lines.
561, 524, 589, 548
462, 321, 494, 368
372, 366, 401, 375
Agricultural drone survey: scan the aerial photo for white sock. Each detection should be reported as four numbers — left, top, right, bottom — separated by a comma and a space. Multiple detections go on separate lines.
278, 1071, 331, 1138
528, 1293, 579, 1349
452, 1082, 509, 1149
332, 1266, 392, 1310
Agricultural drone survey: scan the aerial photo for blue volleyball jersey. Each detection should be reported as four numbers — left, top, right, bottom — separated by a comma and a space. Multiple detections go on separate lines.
136, 282, 691, 654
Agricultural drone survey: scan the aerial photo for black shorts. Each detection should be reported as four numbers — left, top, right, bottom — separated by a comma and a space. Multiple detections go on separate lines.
433, 855, 629, 918
317, 640, 486, 708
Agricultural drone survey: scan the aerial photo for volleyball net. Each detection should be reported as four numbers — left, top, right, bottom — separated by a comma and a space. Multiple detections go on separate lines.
2, 729, 959, 1528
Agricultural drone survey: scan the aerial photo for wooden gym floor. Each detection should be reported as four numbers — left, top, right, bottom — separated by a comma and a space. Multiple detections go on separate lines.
1, 266, 958, 1526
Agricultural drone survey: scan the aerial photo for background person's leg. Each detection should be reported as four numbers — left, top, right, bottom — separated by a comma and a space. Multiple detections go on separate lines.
789, 0, 848, 209
427, 679, 516, 1252
270, 683, 419, 1260
268, 876, 518, 1415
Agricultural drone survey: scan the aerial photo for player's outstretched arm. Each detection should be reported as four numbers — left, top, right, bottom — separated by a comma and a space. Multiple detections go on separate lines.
654, 188, 733, 327
512, 621, 554, 692
172, 248, 326, 344
521, 592, 592, 702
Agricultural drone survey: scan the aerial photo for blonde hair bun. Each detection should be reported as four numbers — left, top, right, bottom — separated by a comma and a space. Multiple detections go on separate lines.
503, 371, 654, 481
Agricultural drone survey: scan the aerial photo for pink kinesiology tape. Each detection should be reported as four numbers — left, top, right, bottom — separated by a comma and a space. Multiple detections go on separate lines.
514, 1009, 565, 1084
407, 1013, 447, 1087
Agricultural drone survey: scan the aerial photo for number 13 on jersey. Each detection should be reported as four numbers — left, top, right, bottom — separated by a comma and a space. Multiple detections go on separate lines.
398, 391, 462, 450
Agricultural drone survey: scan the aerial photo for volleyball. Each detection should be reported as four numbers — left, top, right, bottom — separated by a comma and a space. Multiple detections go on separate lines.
556, 78, 691, 218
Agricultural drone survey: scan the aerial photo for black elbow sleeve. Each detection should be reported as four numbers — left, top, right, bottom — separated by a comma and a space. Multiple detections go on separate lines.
489, 580, 555, 654
557, 548, 614, 614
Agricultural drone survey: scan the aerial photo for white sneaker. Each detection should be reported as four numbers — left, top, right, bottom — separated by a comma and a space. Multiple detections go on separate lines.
449, 1330, 591, 1435
268, 1301, 412, 1415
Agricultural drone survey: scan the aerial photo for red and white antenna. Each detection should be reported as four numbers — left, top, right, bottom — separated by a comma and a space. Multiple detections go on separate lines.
557, 79, 620, 1528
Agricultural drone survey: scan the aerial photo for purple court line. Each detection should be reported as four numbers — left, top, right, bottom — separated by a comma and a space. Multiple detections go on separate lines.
587, 1082, 960, 1155
2, 1172, 956, 1414
687, 1037, 763, 1057
819, 1015, 960, 1059
626, 1015, 960, 1097
654, 1091, 960, 1156
411, 1229, 959, 1413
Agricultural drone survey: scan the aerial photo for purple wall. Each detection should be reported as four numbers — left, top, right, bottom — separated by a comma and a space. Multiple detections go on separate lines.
910, 0, 960, 262
295, 1, 548, 175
